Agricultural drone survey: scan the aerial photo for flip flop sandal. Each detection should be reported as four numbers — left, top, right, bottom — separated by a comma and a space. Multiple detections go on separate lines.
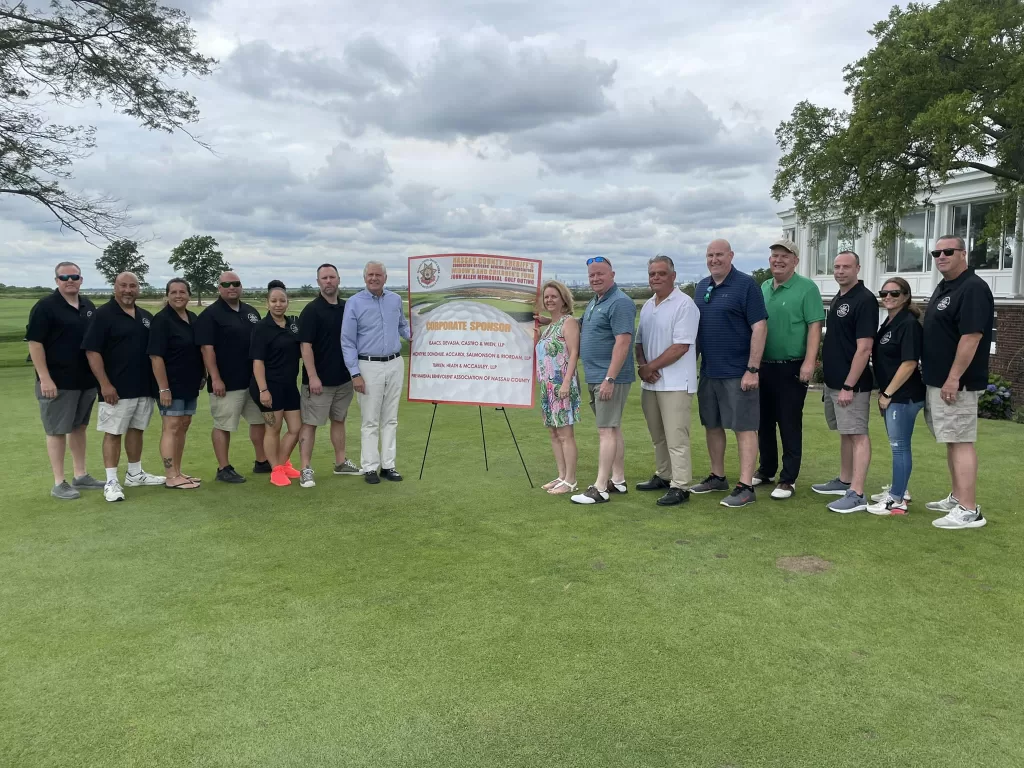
165, 478, 200, 490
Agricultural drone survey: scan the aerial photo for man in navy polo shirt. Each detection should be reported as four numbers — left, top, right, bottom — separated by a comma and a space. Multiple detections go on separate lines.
690, 239, 768, 508
570, 256, 636, 505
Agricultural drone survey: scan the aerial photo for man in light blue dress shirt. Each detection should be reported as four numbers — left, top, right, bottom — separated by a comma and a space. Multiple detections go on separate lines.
341, 261, 411, 484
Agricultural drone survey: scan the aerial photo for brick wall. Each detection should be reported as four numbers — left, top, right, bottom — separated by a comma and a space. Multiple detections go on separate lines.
991, 304, 1024, 397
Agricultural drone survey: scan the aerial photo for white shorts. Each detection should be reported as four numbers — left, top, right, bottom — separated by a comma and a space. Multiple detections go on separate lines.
210, 388, 264, 432
96, 397, 155, 435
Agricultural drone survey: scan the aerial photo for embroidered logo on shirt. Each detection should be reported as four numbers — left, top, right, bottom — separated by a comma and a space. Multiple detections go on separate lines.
289, 323, 299, 334
142, 317, 151, 328
836, 303, 850, 318
247, 312, 258, 323
880, 331, 892, 345
86, 310, 93, 317
937, 296, 951, 311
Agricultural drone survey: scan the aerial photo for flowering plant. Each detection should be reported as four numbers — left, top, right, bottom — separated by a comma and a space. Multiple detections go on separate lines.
978, 374, 1013, 420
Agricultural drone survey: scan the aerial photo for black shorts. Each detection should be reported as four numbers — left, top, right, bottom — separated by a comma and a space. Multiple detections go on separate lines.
250, 379, 301, 413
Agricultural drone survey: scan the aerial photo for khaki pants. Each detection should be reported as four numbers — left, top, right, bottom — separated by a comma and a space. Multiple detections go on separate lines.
356, 356, 404, 473
640, 389, 692, 489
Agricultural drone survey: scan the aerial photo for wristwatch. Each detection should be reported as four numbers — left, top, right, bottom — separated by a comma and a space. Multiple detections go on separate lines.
604, 376, 615, 383
881, 391, 892, 399
841, 384, 854, 392
746, 366, 759, 374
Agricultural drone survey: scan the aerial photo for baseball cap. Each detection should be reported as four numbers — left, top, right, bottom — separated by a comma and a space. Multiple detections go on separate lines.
769, 238, 799, 258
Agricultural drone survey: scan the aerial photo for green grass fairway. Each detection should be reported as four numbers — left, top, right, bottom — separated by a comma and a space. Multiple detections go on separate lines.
1, 323, 1022, 765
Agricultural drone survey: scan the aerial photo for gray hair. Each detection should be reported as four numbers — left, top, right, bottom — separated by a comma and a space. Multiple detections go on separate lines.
54, 261, 80, 276
935, 234, 967, 250
363, 261, 387, 278
648, 254, 675, 271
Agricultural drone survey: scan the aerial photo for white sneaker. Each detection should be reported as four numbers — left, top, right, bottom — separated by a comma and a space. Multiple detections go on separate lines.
871, 485, 912, 503
300, 467, 316, 488
104, 480, 125, 502
125, 470, 166, 487
770, 483, 794, 500
925, 493, 958, 512
867, 495, 908, 516
932, 504, 986, 529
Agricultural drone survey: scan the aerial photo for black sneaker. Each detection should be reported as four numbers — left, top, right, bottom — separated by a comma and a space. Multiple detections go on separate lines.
656, 487, 689, 506
636, 474, 671, 491
379, 468, 403, 482
252, 460, 272, 474
364, 471, 381, 485
216, 465, 247, 484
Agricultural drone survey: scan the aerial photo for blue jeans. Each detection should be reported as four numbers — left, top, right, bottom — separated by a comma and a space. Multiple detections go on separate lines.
883, 400, 923, 499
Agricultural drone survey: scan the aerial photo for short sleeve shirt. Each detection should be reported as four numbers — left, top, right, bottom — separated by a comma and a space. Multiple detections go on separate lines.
579, 284, 636, 385
297, 294, 350, 386
636, 289, 700, 393
194, 298, 262, 392
694, 268, 769, 378
873, 309, 925, 403
762, 273, 825, 361
147, 305, 204, 400
81, 299, 157, 399
921, 269, 994, 390
250, 315, 301, 384
822, 281, 877, 392
25, 290, 97, 390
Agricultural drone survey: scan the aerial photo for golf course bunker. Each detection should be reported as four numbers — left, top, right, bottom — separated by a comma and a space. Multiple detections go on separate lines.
776, 555, 832, 574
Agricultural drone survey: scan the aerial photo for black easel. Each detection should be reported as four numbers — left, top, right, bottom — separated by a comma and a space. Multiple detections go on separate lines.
418, 403, 533, 487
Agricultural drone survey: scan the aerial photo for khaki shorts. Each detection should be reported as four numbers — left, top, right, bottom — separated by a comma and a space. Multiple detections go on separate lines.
822, 386, 871, 435
210, 388, 264, 432
96, 397, 155, 435
925, 386, 979, 443
301, 382, 354, 426
588, 382, 631, 428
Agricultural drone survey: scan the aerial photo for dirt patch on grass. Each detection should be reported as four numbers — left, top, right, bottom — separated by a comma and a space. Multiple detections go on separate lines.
776, 555, 832, 574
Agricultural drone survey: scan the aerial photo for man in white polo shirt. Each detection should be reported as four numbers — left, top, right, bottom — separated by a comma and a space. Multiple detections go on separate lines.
634, 255, 700, 506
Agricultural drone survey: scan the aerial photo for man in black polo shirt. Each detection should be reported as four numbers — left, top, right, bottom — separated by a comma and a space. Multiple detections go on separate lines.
195, 270, 268, 483
296, 263, 357, 489
26, 261, 105, 500
812, 251, 877, 513
922, 235, 994, 530
82, 271, 165, 502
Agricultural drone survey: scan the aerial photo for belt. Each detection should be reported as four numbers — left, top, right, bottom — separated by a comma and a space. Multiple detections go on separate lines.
358, 353, 401, 362
763, 359, 803, 364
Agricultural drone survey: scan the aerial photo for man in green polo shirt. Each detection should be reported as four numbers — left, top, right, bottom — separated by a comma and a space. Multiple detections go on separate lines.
755, 238, 825, 499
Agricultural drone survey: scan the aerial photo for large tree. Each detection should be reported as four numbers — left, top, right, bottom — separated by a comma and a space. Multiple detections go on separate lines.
772, 0, 1024, 251
168, 234, 228, 305
1, 0, 215, 241
95, 238, 148, 285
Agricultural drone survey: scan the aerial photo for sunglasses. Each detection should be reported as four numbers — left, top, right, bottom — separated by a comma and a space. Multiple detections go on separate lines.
586, 257, 608, 265
703, 284, 715, 303
930, 248, 962, 258
57, 274, 82, 282
878, 289, 904, 298
219, 281, 242, 288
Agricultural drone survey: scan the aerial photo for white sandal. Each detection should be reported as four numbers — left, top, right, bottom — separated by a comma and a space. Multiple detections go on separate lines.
541, 477, 564, 491
548, 480, 578, 495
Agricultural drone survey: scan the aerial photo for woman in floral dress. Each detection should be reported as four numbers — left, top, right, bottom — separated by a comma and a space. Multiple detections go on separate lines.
535, 280, 581, 494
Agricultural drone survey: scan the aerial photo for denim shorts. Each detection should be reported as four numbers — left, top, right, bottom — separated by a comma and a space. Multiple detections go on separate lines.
159, 397, 198, 417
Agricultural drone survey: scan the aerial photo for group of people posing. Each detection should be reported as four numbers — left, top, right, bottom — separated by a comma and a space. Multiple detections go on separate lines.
27, 261, 409, 501
533, 234, 993, 531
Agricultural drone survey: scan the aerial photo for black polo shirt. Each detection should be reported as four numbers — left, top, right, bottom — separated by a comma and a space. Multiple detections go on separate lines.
147, 305, 205, 400
297, 294, 350, 386
81, 299, 157, 399
823, 281, 877, 392
250, 315, 301, 384
922, 269, 994, 390
873, 309, 925, 403
25, 290, 97, 390
194, 298, 262, 392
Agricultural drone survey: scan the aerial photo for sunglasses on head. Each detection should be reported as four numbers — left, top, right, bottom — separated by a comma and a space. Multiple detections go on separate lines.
878, 289, 903, 298
930, 248, 962, 258
57, 274, 82, 282
586, 257, 608, 265
220, 281, 242, 288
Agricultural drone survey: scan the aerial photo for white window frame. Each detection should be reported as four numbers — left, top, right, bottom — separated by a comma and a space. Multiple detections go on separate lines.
812, 222, 855, 276
884, 208, 935, 273
951, 198, 1013, 271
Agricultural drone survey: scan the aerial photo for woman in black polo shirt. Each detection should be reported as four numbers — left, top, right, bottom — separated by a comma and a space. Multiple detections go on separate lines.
867, 277, 925, 516
149, 278, 205, 490
250, 281, 303, 486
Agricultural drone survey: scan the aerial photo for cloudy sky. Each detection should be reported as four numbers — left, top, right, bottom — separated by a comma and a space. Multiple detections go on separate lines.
3, 0, 903, 289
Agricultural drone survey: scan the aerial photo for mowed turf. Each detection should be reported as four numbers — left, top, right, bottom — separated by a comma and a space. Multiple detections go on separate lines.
1, 304, 1023, 767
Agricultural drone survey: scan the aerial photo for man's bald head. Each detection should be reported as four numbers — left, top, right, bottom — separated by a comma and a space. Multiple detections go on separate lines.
218, 270, 242, 303
706, 239, 735, 282
113, 271, 140, 307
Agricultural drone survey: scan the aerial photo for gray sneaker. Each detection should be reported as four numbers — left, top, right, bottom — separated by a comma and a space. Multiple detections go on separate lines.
71, 473, 105, 490
827, 490, 868, 513
333, 459, 361, 475
299, 467, 316, 488
811, 477, 852, 496
925, 493, 958, 512
51, 481, 80, 500
689, 474, 730, 494
720, 484, 756, 508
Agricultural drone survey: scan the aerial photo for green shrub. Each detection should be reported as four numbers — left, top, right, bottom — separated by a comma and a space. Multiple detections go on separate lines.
978, 374, 1013, 420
